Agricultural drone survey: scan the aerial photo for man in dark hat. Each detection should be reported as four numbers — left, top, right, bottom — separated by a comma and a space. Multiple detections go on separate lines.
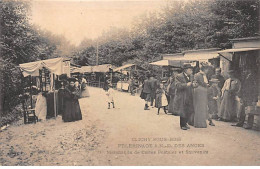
173, 64, 194, 130
149, 74, 159, 107
142, 73, 152, 110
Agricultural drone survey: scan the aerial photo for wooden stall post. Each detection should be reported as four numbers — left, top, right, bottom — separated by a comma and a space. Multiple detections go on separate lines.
110, 69, 113, 88
44, 68, 47, 92
29, 75, 33, 108
39, 70, 43, 92
98, 76, 101, 88
53, 73, 57, 117
121, 69, 123, 91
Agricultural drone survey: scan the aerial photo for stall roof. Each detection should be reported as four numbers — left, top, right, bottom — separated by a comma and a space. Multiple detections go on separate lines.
182, 48, 220, 61
229, 36, 260, 42
218, 47, 260, 53
113, 64, 135, 72
183, 53, 219, 60
72, 64, 112, 73
162, 53, 184, 60
150, 60, 169, 66
19, 57, 69, 77
149, 59, 187, 67
92, 64, 112, 72
160, 48, 220, 63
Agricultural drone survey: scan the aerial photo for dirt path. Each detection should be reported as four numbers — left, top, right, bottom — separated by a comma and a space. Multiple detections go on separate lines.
1, 87, 260, 166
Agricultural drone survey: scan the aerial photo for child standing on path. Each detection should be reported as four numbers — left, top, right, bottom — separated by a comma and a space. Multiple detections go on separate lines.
155, 83, 168, 115
106, 84, 115, 109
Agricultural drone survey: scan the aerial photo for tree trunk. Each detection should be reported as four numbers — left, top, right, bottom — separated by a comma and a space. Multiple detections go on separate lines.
0, 63, 3, 117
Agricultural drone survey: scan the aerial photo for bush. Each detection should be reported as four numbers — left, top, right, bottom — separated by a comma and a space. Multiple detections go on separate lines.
1, 60, 24, 114
0, 104, 23, 128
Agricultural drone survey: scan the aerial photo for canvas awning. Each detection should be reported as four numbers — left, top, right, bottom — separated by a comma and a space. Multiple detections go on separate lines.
72, 64, 112, 73
183, 52, 219, 61
160, 49, 220, 63
149, 59, 190, 67
70, 66, 81, 73
113, 64, 135, 72
92, 64, 112, 72
149, 60, 169, 66
163, 53, 184, 60
19, 57, 68, 77
218, 48, 260, 53
149, 57, 196, 67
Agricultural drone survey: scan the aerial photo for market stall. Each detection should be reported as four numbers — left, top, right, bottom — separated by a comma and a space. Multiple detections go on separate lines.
19, 57, 71, 123
71, 64, 114, 88
149, 58, 185, 78
217, 36, 260, 130
152, 49, 220, 78
113, 64, 145, 91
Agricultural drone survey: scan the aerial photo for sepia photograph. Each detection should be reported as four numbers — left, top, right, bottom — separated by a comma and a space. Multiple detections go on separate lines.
0, 0, 259, 166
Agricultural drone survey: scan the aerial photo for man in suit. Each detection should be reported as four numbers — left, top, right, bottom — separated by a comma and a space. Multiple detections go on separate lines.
173, 64, 194, 130
232, 69, 258, 129
149, 75, 159, 107
142, 74, 152, 110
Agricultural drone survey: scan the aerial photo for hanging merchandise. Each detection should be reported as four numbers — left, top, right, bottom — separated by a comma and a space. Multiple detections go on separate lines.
50, 73, 54, 91
36, 77, 41, 89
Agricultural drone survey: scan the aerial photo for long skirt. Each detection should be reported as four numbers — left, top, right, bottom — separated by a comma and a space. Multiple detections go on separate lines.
193, 86, 208, 128
62, 99, 82, 122
168, 95, 175, 113
218, 91, 236, 121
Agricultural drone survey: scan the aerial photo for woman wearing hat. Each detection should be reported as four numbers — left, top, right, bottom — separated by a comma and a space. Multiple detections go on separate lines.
62, 77, 82, 122
193, 63, 213, 128
218, 70, 241, 122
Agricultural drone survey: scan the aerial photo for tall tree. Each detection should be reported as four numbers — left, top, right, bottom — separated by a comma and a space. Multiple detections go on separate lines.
0, 0, 58, 113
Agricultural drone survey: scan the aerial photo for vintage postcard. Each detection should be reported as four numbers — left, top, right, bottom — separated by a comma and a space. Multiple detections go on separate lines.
0, 0, 259, 166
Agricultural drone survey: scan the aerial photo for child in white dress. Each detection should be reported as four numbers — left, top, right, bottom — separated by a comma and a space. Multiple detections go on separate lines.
106, 84, 115, 109
155, 83, 168, 115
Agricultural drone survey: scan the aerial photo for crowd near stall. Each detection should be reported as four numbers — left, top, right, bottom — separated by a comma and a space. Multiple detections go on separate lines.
19, 57, 71, 123
142, 36, 260, 130
18, 37, 260, 131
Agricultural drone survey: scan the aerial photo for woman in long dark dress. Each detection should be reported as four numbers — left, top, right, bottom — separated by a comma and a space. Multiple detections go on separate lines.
193, 64, 213, 128
62, 78, 82, 122
167, 74, 176, 114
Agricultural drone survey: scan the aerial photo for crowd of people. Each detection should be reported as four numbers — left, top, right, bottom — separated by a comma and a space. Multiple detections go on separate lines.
140, 63, 258, 130
58, 64, 257, 131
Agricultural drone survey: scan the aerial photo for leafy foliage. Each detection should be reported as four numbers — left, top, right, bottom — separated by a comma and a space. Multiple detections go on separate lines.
73, 0, 259, 68
0, 0, 63, 116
